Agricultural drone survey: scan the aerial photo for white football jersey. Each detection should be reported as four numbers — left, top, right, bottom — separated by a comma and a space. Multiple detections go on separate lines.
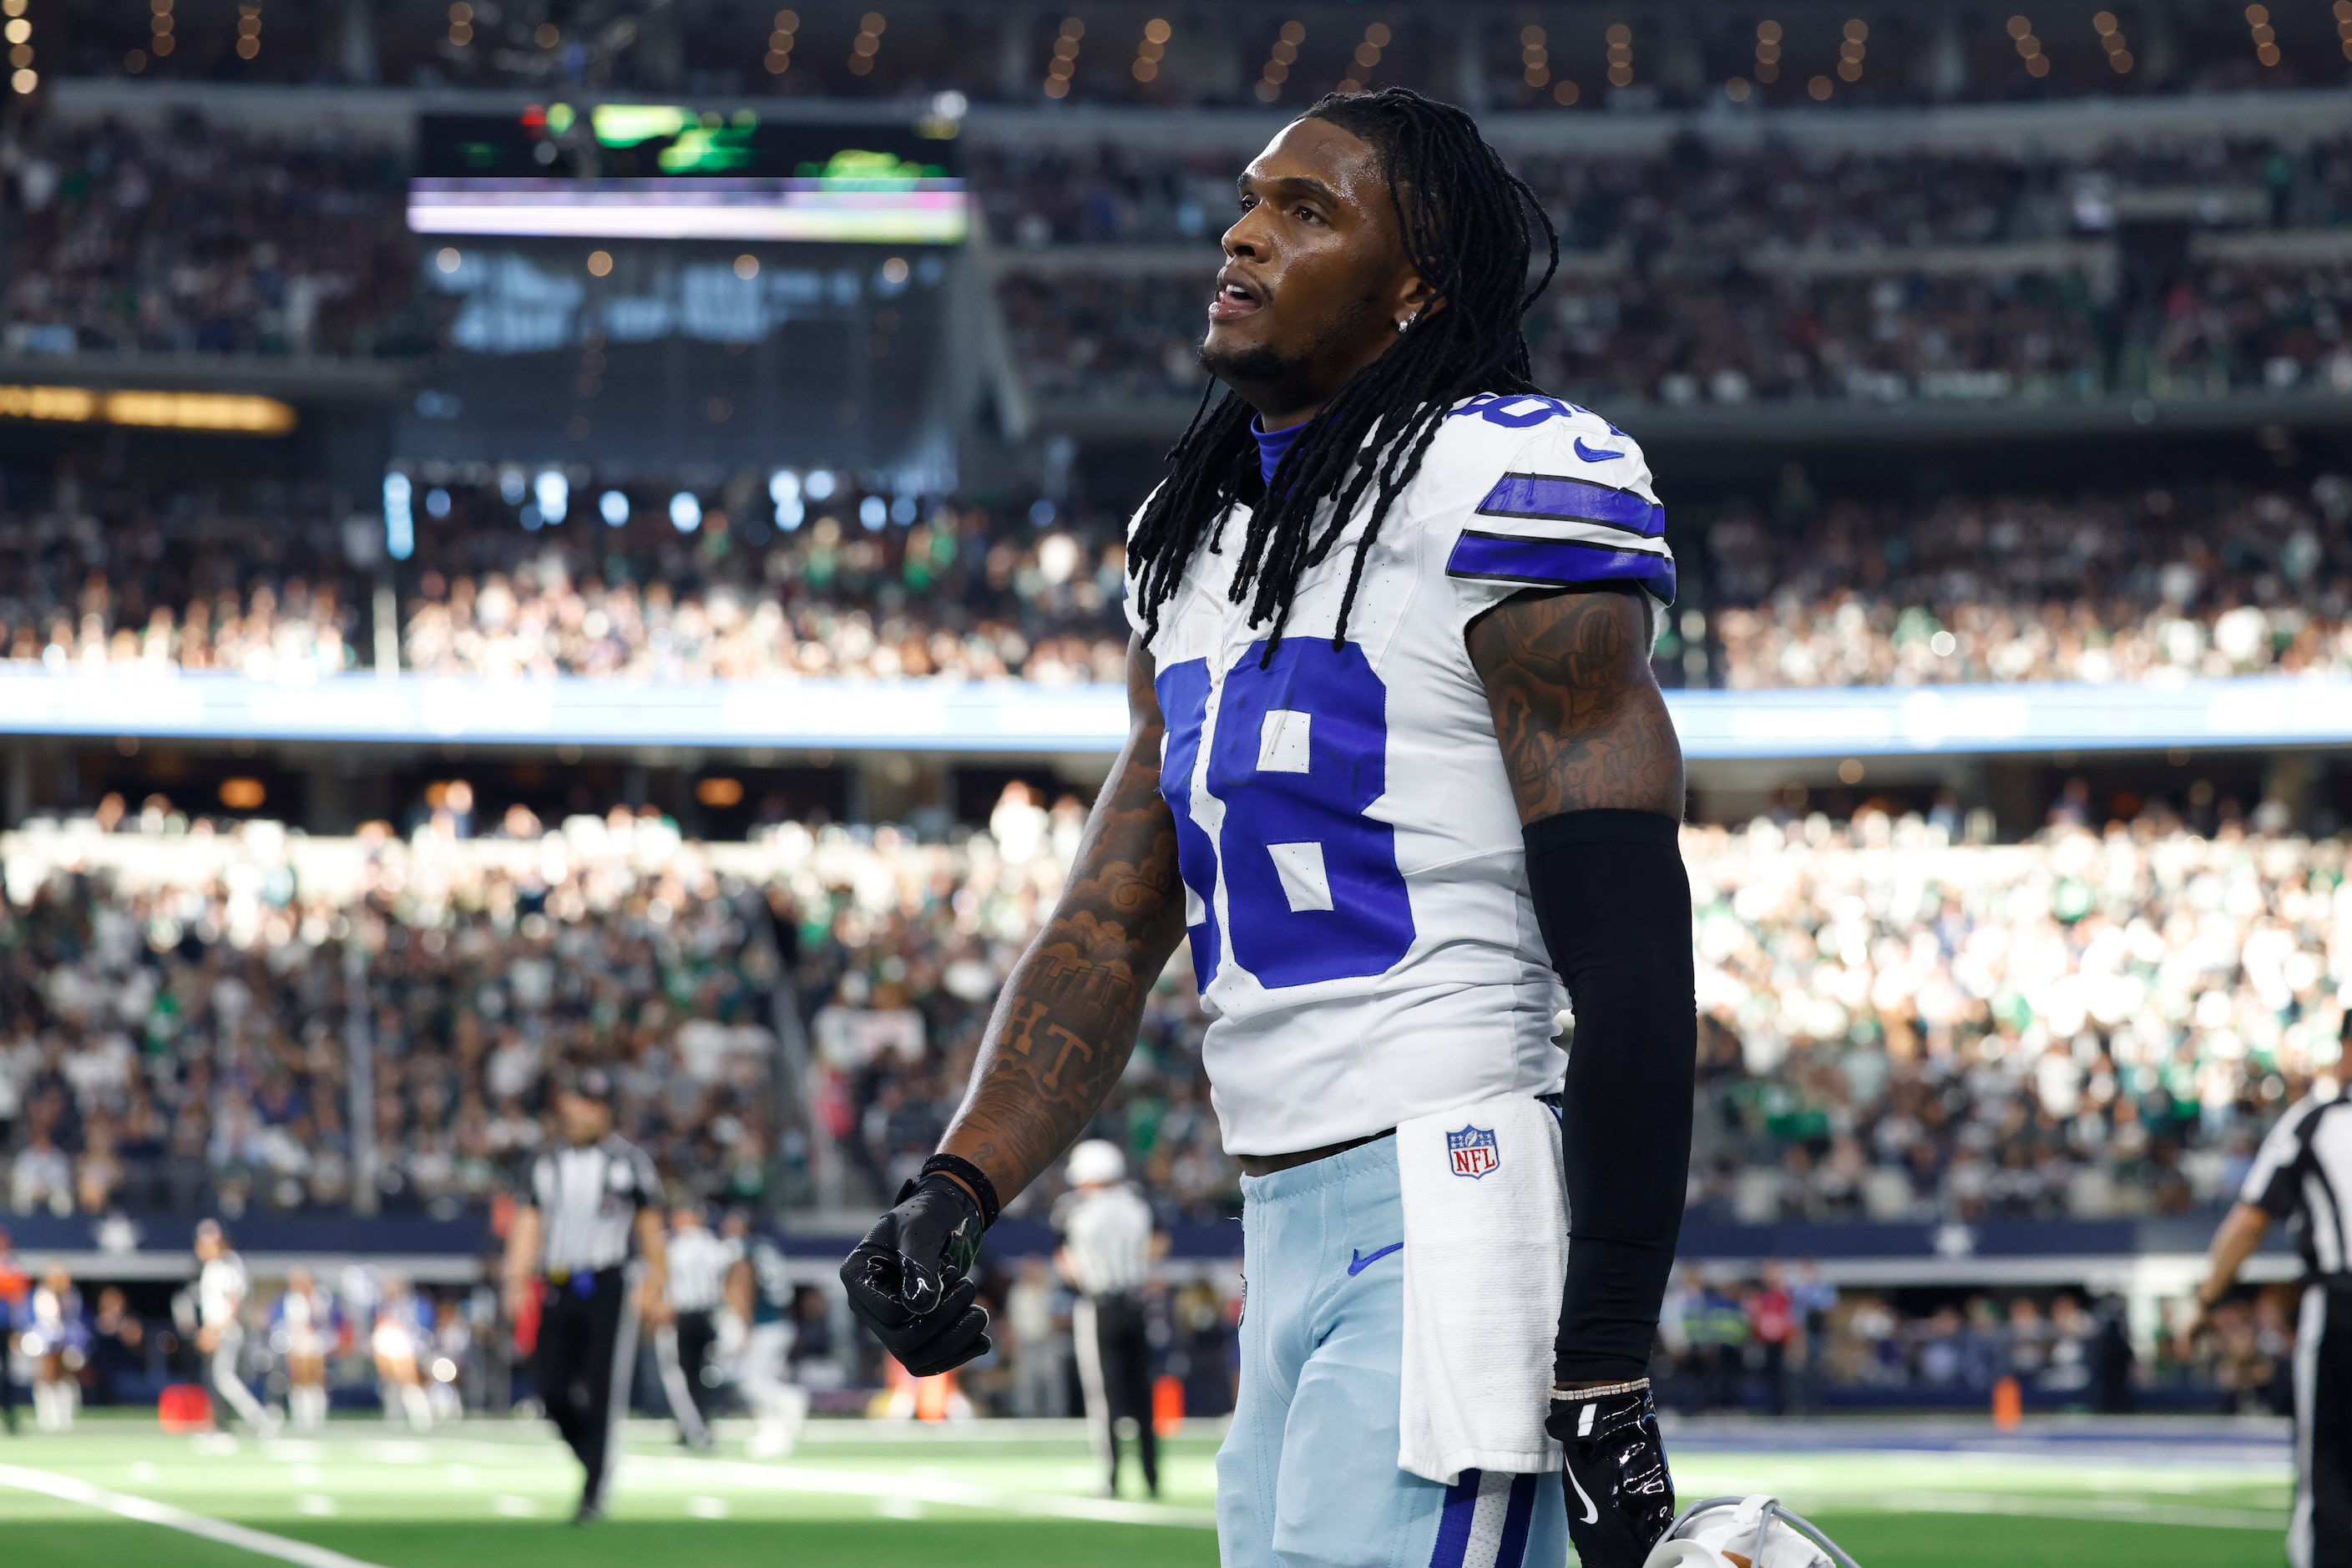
1126, 393, 1674, 1156
198, 1253, 250, 1329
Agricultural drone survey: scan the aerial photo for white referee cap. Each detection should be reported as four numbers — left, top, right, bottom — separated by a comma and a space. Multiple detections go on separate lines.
1065, 1140, 1126, 1186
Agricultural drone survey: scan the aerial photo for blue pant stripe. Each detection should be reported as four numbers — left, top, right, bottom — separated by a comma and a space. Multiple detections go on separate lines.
1496, 1473, 1540, 1568
1429, 1469, 1482, 1568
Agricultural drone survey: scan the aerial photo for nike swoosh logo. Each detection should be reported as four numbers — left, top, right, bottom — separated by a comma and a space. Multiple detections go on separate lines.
1574, 437, 1625, 463
1566, 1463, 1600, 1524
1345, 1242, 1402, 1277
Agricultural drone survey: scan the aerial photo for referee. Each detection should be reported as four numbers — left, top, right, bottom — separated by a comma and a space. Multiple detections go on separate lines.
654, 1201, 733, 1451
503, 1069, 670, 1523
2188, 1084, 2352, 1568
1054, 1140, 1162, 1500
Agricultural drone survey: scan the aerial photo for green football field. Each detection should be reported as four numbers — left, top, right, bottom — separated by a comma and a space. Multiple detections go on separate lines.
0, 1415, 2294, 1567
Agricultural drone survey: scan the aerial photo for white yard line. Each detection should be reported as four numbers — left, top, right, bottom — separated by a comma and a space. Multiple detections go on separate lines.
625, 1452, 1220, 1529
0, 1462, 395, 1568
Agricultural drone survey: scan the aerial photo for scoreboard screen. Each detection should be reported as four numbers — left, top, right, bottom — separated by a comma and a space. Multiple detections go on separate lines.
409, 106, 967, 245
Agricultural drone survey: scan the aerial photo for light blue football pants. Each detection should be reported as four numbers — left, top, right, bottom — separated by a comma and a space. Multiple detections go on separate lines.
1217, 1136, 1567, 1568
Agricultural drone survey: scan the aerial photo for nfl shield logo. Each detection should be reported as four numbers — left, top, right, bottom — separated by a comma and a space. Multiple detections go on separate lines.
1447, 1125, 1500, 1180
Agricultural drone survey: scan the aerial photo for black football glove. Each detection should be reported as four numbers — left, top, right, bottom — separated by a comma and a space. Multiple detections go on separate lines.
1551, 1382, 1676, 1568
840, 1174, 992, 1378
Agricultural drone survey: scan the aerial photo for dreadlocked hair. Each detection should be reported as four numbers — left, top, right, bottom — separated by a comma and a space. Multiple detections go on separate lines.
1126, 86, 1560, 660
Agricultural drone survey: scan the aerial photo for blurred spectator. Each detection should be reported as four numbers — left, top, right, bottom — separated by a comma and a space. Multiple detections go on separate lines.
1682, 808, 2346, 1227
980, 136, 2352, 256
1004, 1255, 1067, 1419
1698, 479, 2352, 690
0, 493, 1128, 687
86, 1286, 149, 1406
4, 794, 2346, 1237
1687, 1271, 1750, 1409
1748, 1263, 1796, 1415
1, 114, 417, 359
10, 473, 2352, 695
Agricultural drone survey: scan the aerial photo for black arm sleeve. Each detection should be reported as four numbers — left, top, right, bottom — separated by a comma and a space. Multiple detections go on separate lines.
1525, 808, 1696, 1385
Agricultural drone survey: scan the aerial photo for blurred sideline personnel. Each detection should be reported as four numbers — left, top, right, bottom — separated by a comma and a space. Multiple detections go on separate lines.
655, 1202, 731, 1450
0, 1228, 23, 1434
2188, 1080, 2352, 1568
271, 1267, 337, 1433
725, 1211, 810, 1458
26, 1264, 88, 1432
503, 1067, 670, 1523
847, 88, 1694, 1568
196, 1221, 279, 1436
372, 1277, 433, 1429
1055, 1139, 1163, 1499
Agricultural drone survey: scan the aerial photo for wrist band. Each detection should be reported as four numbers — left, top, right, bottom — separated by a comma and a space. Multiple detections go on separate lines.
1550, 1377, 1651, 1401
920, 1152, 1002, 1230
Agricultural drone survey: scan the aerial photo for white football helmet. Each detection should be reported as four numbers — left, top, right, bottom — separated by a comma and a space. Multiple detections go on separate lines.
1642, 1495, 1861, 1568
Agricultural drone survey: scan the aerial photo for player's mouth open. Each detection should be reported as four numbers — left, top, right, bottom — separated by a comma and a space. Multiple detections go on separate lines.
1209, 271, 1265, 321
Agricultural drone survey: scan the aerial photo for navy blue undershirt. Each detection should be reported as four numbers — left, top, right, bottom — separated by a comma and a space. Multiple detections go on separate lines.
1252, 417, 1308, 486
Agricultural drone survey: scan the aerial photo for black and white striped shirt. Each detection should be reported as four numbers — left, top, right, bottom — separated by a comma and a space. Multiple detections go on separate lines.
529, 1136, 662, 1274
2243, 1094, 2352, 1279
665, 1227, 740, 1315
1055, 1183, 1156, 1298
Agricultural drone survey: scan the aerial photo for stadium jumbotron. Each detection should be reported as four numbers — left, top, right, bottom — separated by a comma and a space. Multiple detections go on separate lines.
0, 3, 2347, 1565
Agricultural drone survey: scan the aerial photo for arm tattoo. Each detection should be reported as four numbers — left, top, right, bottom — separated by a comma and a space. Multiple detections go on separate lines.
1467, 586, 1686, 822
940, 635, 1187, 1201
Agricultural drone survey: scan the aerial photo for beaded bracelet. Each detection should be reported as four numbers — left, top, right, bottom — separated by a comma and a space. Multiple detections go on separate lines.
1548, 1377, 1651, 1401
918, 1152, 1003, 1230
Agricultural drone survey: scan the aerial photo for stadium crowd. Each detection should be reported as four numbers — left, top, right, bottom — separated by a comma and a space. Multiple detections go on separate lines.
999, 256, 2352, 409
10, 474, 2352, 691
0, 807, 787, 1223
8, 109, 2352, 406
1699, 478, 2352, 688
975, 134, 2352, 253
2, 794, 2340, 1237
0, 114, 417, 360
0, 497, 1130, 686
1, 793, 2331, 1413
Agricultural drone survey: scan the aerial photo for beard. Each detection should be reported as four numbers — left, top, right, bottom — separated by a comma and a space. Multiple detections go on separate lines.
1198, 291, 1381, 410
1197, 337, 1314, 405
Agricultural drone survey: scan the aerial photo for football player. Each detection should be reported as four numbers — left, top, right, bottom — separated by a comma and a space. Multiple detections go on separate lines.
845, 88, 1693, 1568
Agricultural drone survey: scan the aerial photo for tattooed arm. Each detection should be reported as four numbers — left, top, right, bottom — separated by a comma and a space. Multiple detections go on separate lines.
841, 636, 1185, 1377
1465, 584, 1683, 821
1470, 581, 1694, 1414
937, 634, 1187, 1201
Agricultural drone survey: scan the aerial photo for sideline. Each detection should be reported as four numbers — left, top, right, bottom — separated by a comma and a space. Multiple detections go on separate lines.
0, 1462, 395, 1568
625, 1451, 1220, 1529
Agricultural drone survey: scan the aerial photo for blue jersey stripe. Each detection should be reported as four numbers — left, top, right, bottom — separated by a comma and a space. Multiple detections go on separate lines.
1474, 473, 1663, 538
1495, 1473, 1540, 1568
1429, 1469, 1483, 1568
1445, 530, 1678, 604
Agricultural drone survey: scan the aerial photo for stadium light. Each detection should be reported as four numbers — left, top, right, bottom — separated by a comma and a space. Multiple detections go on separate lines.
0, 384, 296, 435
599, 488, 630, 526
890, 493, 917, 525
769, 469, 805, 530
859, 494, 888, 530
805, 468, 837, 501
425, 487, 452, 519
670, 492, 703, 533
498, 467, 527, 504
534, 469, 569, 524
383, 473, 415, 561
